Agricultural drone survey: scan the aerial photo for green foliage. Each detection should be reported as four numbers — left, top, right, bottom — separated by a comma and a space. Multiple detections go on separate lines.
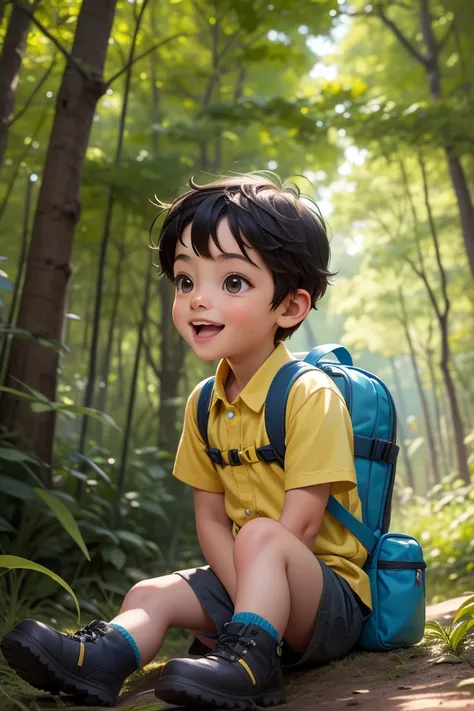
425, 594, 474, 659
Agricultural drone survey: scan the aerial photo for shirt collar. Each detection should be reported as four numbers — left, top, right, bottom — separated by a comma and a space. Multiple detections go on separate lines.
212, 342, 295, 413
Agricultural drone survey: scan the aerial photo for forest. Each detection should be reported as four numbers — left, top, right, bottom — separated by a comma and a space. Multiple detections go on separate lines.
0, 0, 473, 696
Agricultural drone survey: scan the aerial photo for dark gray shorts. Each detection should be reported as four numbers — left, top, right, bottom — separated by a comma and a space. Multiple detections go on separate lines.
176, 559, 366, 668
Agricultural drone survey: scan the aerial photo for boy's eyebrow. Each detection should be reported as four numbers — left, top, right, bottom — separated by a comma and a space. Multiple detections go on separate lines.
174, 252, 257, 266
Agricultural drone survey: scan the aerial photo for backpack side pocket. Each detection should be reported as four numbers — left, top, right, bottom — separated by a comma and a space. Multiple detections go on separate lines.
359, 533, 426, 651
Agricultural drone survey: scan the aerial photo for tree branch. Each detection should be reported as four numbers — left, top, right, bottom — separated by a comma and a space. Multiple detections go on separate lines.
14, 0, 91, 81
106, 33, 194, 87
377, 3, 427, 66
8, 56, 56, 127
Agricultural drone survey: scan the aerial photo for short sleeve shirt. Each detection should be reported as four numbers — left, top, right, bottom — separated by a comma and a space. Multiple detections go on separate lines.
173, 343, 371, 609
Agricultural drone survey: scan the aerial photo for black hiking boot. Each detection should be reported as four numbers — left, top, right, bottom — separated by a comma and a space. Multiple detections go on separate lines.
0, 619, 137, 706
154, 621, 286, 709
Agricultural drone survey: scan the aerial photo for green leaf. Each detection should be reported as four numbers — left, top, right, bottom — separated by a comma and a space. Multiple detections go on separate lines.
102, 546, 126, 570
435, 653, 464, 664
458, 677, 474, 690
61, 404, 120, 431
0, 386, 37, 402
31, 402, 57, 413
451, 619, 474, 654
68, 453, 112, 485
0, 555, 80, 623
425, 620, 452, 647
0, 475, 36, 501
453, 595, 474, 624
0, 447, 39, 464
34, 489, 91, 561
115, 530, 146, 547
139, 499, 169, 522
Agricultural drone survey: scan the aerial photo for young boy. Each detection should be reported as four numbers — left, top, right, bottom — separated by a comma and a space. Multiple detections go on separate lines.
1, 175, 371, 709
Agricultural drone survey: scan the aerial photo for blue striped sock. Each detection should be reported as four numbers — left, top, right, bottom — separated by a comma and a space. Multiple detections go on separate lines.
231, 612, 280, 641
109, 623, 141, 666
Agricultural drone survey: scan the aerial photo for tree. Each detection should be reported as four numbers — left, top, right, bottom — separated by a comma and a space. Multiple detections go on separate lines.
0, 0, 117, 484
347, 0, 474, 280
0, 0, 41, 171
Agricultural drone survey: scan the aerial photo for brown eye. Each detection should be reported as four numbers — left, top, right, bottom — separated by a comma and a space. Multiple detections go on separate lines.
175, 275, 193, 293
223, 275, 251, 294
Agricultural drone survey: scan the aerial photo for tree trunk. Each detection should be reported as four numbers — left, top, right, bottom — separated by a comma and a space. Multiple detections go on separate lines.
0, 0, 41, 172
0, 0, 116, 483
398, 287, 440, 489
418, 0, 474, 279
76, 0, 149, 497
0, 104, 47, 225
95, 232, 126, 445
425, 343, 448, 479
416, 149, 471, 483
388, 356, 415, 491
377, 1, 474, 278
0, 173, 34, 381
157, 278, 186, 452
439, 314, 470, 484
114, 251, 154, 524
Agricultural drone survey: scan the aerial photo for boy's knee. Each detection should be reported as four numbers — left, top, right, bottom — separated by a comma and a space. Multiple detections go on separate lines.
122, 574, 175, 608
234, 517, 281, 558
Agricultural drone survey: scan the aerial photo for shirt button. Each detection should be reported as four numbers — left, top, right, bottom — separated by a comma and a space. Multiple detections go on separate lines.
227, 411, 235, 420
245, 508, 252, 516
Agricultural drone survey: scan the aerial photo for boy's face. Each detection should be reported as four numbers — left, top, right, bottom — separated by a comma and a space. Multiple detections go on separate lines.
172, 218, 284, 363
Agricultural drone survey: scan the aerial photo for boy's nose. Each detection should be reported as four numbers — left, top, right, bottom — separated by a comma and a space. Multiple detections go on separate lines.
190, 294, 210, 310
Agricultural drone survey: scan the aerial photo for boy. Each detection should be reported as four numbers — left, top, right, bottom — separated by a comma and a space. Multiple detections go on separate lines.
1, 175, 371, 709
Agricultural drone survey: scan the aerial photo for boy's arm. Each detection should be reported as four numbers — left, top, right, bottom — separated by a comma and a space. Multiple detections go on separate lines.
280, 383, 357, 548
193, 488, 237, 602
279, 483, 330, 549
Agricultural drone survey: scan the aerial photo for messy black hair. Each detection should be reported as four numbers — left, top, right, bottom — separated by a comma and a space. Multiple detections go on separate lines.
153, 173, 336, 343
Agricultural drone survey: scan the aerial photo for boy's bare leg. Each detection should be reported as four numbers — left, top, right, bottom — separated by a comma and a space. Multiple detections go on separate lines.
233, 517, 324, 651
110, 573, 217, 665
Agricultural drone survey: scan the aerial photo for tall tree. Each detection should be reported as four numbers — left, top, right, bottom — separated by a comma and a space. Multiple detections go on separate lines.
354, 0, 474, 279
0, 0, 117, 483
0, 0, 41, 171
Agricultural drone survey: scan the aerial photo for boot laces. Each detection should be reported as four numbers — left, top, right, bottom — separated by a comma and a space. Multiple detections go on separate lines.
69, 620, 108, 643
207, 630, 256, 662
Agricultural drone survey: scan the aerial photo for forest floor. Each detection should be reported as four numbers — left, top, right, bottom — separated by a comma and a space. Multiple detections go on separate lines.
2, 596, 474, 711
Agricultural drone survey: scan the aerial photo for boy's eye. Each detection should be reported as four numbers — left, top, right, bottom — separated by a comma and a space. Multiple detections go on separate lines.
175, 275, 193, 293
223, 275, 251, 294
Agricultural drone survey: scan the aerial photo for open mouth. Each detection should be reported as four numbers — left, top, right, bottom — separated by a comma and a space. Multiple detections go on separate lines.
191, 322, 225, 338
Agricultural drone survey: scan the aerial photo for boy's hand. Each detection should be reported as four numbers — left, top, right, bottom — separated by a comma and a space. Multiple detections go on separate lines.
279, 483, 330, 549
193, 488, 237, 601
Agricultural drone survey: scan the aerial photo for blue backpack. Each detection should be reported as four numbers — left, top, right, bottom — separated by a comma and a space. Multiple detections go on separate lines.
197, 344, 426, 651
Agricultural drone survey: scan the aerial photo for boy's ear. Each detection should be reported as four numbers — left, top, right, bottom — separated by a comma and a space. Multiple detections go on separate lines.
276, 289, 312, 331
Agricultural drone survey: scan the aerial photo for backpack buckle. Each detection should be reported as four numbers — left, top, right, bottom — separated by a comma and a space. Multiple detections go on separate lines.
239, 446, 260, 464
370, 438, 394, 463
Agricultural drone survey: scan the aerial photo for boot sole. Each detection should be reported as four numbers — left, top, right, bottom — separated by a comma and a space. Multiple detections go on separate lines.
1, 630, 115, 707
155, 674, 286, 709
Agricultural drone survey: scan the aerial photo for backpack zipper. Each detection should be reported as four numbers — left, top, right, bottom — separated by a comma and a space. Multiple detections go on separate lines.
377, 560, 426, 586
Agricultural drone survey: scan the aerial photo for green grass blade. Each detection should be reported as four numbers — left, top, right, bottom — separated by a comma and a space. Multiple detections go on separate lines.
0, 555, 80, 623
34, 488, 91, 561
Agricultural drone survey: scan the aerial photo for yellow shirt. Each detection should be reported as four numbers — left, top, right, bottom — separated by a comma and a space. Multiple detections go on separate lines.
173, 343, 372, 609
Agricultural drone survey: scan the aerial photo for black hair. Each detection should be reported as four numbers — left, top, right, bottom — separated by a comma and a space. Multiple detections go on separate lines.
153, 173, 336, 343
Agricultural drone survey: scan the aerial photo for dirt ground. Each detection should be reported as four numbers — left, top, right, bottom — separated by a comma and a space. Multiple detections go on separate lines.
5, 596, 474, 711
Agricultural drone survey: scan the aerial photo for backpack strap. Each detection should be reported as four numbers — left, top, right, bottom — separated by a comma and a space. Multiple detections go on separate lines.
196, 378, 279, 467
264, 359, 378, 554
304, 344, 353, 367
